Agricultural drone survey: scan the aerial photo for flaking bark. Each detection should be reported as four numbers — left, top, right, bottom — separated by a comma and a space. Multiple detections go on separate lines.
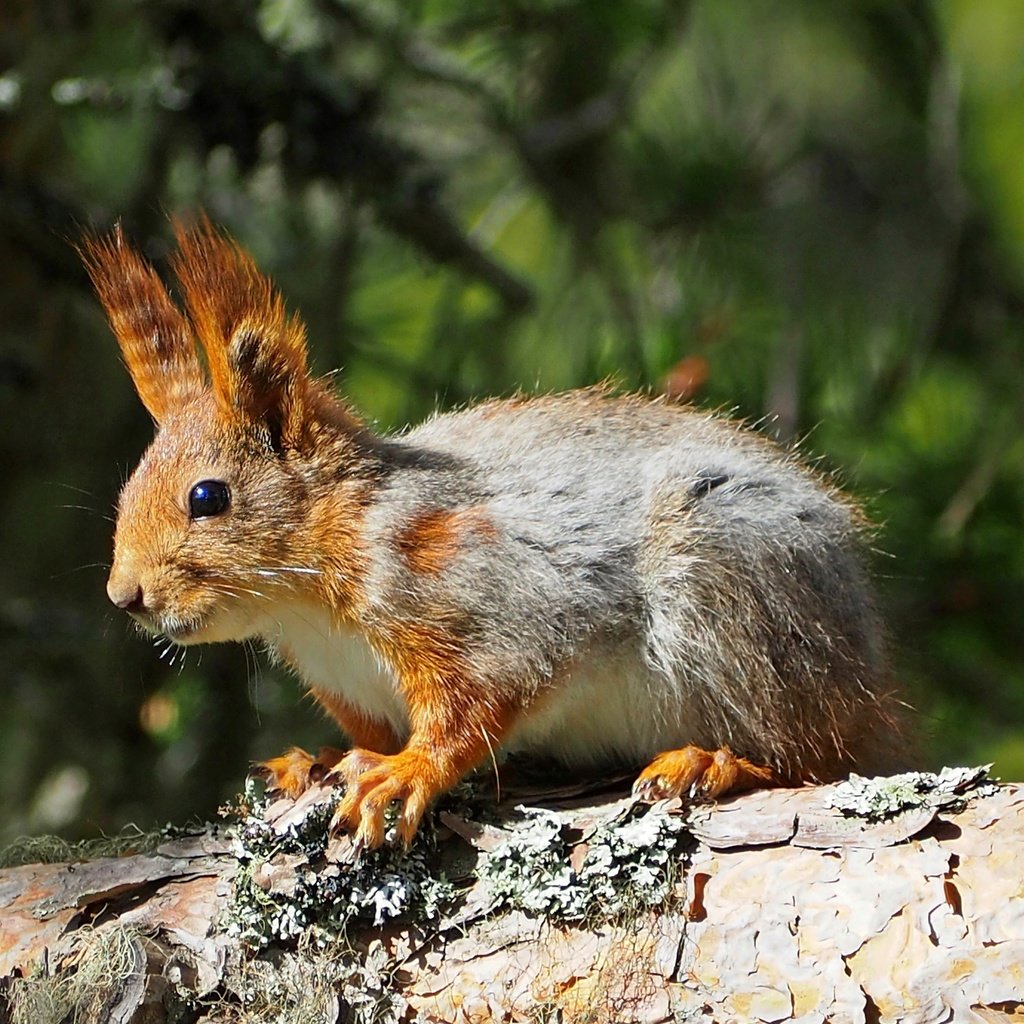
1, 770, 1021, 1024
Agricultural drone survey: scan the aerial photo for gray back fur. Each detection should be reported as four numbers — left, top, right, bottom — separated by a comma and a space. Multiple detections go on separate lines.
359, 391, 899, 779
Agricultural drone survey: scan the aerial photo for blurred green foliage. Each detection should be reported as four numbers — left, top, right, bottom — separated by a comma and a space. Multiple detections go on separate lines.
1, 0, 1023, 842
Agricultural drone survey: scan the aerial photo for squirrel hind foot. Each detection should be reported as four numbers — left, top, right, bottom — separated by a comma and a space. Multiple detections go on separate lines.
632, 745, 777, 804
257, 745, 346, 800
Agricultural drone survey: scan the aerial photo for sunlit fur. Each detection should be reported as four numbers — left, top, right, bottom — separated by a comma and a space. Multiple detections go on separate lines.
80, 225, 204, 422
87, 219, 905, 849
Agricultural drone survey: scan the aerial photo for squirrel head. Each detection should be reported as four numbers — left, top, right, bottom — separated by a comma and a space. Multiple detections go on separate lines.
82, 217, 374, 645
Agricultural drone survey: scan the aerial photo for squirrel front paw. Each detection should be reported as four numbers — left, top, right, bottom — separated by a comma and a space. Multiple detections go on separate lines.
257, 745, 346, 799
633, 745, 775, 803
329, 748, 440, 850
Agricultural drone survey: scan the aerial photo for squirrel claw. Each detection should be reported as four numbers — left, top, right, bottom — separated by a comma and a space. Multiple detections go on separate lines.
346, 830, 367, 860
633, 745, 775, 804
329, 749, 436, 851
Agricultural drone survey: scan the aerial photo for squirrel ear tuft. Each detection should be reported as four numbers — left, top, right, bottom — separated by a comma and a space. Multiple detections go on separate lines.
79, 224, 204, 424
171, 215, 311, 449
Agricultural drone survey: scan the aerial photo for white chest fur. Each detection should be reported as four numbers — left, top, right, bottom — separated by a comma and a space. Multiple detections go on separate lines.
257, 601, 410, 735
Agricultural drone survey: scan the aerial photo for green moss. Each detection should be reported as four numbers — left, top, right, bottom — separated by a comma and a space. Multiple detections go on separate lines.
8, 925, 149, 1024
0, 824, 168, 868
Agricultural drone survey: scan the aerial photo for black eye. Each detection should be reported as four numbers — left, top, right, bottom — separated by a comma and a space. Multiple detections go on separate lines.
189, 480, 231, 519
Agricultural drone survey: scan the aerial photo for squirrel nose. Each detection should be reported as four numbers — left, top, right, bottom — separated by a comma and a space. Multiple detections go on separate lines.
108, 579, 147, 613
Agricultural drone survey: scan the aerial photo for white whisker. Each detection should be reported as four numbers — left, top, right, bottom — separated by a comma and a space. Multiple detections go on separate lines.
248, 564, 323, 578
243, 639, 263, 724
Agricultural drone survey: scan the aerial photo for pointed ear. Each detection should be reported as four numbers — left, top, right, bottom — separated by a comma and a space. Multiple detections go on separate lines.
171, 216, 311, 450
79, 225, 204, 424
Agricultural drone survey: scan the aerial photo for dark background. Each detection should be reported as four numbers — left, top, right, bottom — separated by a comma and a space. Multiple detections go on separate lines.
2, 0, 1023, 843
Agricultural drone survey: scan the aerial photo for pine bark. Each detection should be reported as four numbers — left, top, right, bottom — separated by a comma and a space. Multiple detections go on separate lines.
1, 773, 1022, 1024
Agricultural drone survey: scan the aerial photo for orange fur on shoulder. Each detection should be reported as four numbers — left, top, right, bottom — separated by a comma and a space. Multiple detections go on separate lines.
394, 506, 499, 576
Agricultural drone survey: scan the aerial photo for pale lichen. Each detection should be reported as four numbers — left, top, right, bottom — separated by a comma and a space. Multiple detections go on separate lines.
479, 803, 691, 921
226, 778, 457, 950
825, 764, 996, 820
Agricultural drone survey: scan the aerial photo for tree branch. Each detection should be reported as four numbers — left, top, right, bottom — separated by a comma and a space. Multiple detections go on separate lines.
1, 769, 1020, 1022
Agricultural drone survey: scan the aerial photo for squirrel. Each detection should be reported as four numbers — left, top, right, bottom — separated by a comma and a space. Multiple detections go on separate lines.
82, 217, 903, 850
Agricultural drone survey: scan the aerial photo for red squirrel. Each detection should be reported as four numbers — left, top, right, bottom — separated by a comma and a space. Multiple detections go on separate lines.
83, 217, 902, 849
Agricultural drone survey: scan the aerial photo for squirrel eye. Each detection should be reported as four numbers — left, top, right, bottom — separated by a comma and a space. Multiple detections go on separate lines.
188, 480, 231, 520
